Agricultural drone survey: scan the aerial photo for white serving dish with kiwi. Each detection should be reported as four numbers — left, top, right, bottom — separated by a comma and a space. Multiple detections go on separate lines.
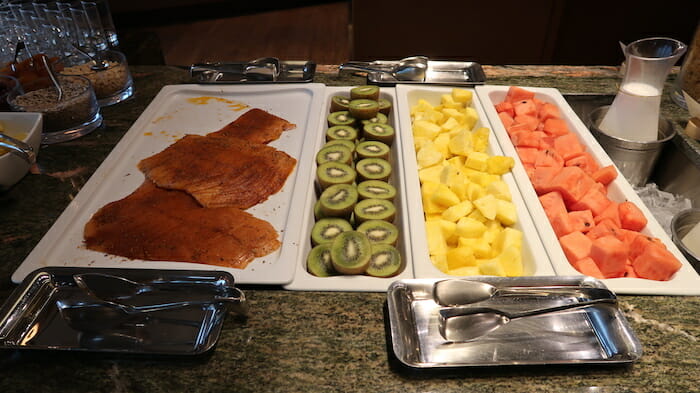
395, 84, 556, 279
285, 86, 414, 292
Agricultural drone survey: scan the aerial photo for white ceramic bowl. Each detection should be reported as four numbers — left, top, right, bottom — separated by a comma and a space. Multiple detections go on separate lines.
0, 112, 43, 189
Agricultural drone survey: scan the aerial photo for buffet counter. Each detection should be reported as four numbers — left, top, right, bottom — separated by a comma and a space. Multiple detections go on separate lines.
0, 64, 698, 393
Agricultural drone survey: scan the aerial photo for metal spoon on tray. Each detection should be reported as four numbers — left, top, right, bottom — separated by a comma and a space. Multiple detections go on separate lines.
438, 297, 617, 343
340, 55, 428, 81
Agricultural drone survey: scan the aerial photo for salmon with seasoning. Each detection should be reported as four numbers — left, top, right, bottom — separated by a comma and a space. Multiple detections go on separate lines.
208, 107, 296, 144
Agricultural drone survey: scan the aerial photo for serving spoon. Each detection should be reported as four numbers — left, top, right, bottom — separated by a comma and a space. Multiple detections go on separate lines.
433, 279, 614, 306
438, 297, 617, 343
340, 55, 428, 81
71, 44, 109, 71
0, 133, 36, 164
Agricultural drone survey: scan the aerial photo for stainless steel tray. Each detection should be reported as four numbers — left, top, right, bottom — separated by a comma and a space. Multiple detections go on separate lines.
386, 276, 642, 368
191, 60, 316, 83
367, 60, 486, 86
0, 267, 241, 355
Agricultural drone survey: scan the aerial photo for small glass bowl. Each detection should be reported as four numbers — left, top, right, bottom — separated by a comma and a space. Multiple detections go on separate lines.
0, 74, 22, 111
61, 49, 134, 107
8, 74, 102, 144
671, 208, 700, 273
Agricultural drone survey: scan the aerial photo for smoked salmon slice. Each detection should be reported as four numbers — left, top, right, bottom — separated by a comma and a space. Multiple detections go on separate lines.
84, 180, 281, 269
138, 134, 297, 209
208, 108, 296, 144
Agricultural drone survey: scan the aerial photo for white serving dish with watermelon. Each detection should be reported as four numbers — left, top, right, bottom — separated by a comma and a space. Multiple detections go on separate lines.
476, 85, 700, 295
396, 84, 556, 279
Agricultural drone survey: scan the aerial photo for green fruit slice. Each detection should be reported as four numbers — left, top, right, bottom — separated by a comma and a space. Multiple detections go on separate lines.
307, 243, 336, 277
377, 98, 392, 115
348, 99, 379, 120
356, 180, 396, 201
317, 162, 356, 189
355, 140, 390, 160
327, 111, 356, 127
318, 183, 358, 217
365, 244, 402, 277
361, 112, 388, 126
362, 123, 395, 145
330, 95, 351, 112
354, 198, 396, 224
323, 139, 356, 152
326, 125, 358, 142
355, 157, 391, 182
330, 231, 372, 274
311, 218, 353, 245
350, 85, 380, 101
316, 144, 353, 166
356, 219, 399, 246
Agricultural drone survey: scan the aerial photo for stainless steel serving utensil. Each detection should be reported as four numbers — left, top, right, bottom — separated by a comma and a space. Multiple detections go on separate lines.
244, 57, 280, 81
0, 132, 36, 164
39, 55, 62, 101
340, 55, 428, 81
438, 297, 618, 343
71, 44, 109, 71
433, 279, 614, 306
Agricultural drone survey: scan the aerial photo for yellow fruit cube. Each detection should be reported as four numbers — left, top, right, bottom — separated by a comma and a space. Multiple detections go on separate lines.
497, 245, 524, 276
478, 258, 506, 276
425, 220, 448, 256
442, 107, 467, 123
413, 120, 441, 140
421, 181, 445, 214
455, 216, 487, 238
473, 194, 499, 220
431, 183, 460, 207
486, 179, 512, 201
413, 136, 432, 152
447, 129, 473, 156
439, 164, 461, 185
419, 163, 444, 184
458, 237, 493, 259
467, 208, 488, 223
425, 213, 442, 221
493, 227, 523, 253
431, 254, 449, 273
449, 265, 480, 276
495, 199, 518, 226
416, 143, 444, 168
465, 151, 490, 172
463, 107, 479, 130
441, 116, 461, 132
451, 88, 473, 104
446, 246, 477, 271
437, 218, 457, 240
472, 127, 490, 152
463, 181, 486, 201
446, 156, 466, 169
483, 219, 504, 245
441, 94, 462, 109
433, 133, 450, 158
487, 155, 515, 175
441, 200, 474, 222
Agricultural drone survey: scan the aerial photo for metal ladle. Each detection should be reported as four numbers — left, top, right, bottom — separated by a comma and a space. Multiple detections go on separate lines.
433, 280, 615, 306
438, 297, 618, 343
0, 133, 36, 165
340, 55, 428, 81
39, 55, 62, 101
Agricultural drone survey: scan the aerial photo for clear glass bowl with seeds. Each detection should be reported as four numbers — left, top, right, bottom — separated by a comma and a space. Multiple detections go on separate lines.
60, 50, 134, 107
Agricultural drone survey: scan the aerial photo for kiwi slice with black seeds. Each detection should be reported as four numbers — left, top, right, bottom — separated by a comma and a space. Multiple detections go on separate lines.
307, 243, 337, 277
365, 244, 402, 277
318, 183, 358, 218
317, 162, 356, 189
314, 200, 325, 220
377, 98, 392, 115
355, 157, 391, 182
348, 99, 379, 120
357, 180, 396, 201
326, 125, 358, 142
316, 144, 353, 166
362, 123, 395, 145
361, 112, 388, 126
311, 217, 353, 245
330, 231, 372, 274
354, 198, 396, 224
356, 219, 399, 246
327, 111, 356, 127
350, 85, 380, 101
323, 139, 356, 152
330, 95, 351, 112
355, 140, 390, 160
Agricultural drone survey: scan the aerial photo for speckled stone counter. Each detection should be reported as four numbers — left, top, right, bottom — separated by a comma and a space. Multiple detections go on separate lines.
0, 65, 698, 393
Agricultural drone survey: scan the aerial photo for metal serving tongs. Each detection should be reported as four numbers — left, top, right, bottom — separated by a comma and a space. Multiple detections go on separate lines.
340, 55, 428, 81
0, 133, 36, 165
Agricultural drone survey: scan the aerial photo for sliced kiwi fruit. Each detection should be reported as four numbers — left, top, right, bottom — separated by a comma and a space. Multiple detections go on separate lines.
365, 244, 402, 277
354, 198, 396, 224
323, 139, 356, 152
314, 200, 325, 220
307, 243, 336, 277
377, 98, 392, 115
326, 125, 358, 142
357, 180, 396, 201
318, 183, 358, 218
330, 95, 351, 112
355, 157, 391, 182
350, 85, 380, 101
311, 217, 353, 245
317, 162, 356, 189
348, 99, 379, 120
356, 219, 399, 246
361, 112, 388, 126
355, 140, 390, 160
362, 123, 395, 145
330, 231, 372, 274
316, 144, 353, 166
327, 111, 356, 128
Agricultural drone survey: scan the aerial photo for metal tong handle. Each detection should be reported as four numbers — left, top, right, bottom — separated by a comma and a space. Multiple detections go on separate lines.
439, 297, 617, 321
0, 133, 35, 164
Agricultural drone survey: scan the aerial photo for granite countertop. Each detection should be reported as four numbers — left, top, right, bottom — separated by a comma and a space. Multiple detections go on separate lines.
0, 65, 698, 393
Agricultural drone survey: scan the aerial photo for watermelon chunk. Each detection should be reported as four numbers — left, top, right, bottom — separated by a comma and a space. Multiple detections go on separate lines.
569, 187, 611, 216
619, 201, 647, 231
511, 131, 542, 148
538, 102, 561, 121
586, 218, 621, 240
592, 165, 618, 185
505, 86, 535, 102
594, 201, 621, 227
513, 100, 538, 116
539, 191, 567, 221
559, 231, 592, 263
589, 235, 628, 278
542, 118, 570, 136
530, 165, 561, 195
565, 152, 600, 175
572, 257, 605, 279
514, 114, 539, 131
568, 209, 595, 233
553, 133, 585, 160
534, 148, 565, 170
546, 166, 592, 206
495, 101, 515, 116
551, 209, 574, 237
632, 242, 682, 281
498, 112, 515, 128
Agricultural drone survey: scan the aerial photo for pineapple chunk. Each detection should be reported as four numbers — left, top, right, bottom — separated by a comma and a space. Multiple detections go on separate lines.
473, 194, 499, 220
433, 133, 451, 158
451, 88, 473, 104
431, 183, 460, 207
442, 107, 467, 123
492, 227, 523, 253
431, 254, 449, 273
462, 107, 479, 130
459, 237, 493, 259
455, 216, 487, 238
478, 258, 507, 276
446, 246, 477, 271
416, 143, 443, 168
449, 265, 480, 276
421, 181, 445, 214
461, 181, 486, 201
413, 136, 432, 151
482, 219, 504, 245
467, 208, 488, 223
418, 163, 444, 184
495, 199, 518, 226
413, 120, 441, 140
486, 179, 512, 201
441, 94, 462, 109
487, 155, 515, 175
496, 245, 524, 276
441, 200, 474, 222
447, 129, 473, 156
425, 213, 442, 221
425, 220, 448, 256
465, 151, 490, 172
436, 219, 457, 240
439, 163, 461, 185
472, 127, 490, 152
440, 116, 461, 132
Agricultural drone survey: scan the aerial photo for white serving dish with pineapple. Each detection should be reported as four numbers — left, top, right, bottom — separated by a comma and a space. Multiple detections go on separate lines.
0, 112, 42, 190
395, 85, 555, 278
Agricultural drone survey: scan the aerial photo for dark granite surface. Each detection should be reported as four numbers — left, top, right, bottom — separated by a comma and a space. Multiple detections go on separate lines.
0, 65, 698, 392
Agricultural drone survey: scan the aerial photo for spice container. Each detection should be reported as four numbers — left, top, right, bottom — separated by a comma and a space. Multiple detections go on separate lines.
7, 75, 102, 144
61, 50, 134, 107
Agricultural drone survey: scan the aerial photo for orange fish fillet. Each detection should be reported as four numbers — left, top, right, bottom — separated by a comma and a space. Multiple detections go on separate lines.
84, 180, 281, 269
208, 108, 296, 144
138, 134, 297, 209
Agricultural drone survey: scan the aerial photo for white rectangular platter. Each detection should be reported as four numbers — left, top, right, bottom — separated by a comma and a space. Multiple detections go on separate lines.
285, 86, 414, 291
12, 83, 327, 285
395, 84, 556, 279
476, 85, 700, 295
